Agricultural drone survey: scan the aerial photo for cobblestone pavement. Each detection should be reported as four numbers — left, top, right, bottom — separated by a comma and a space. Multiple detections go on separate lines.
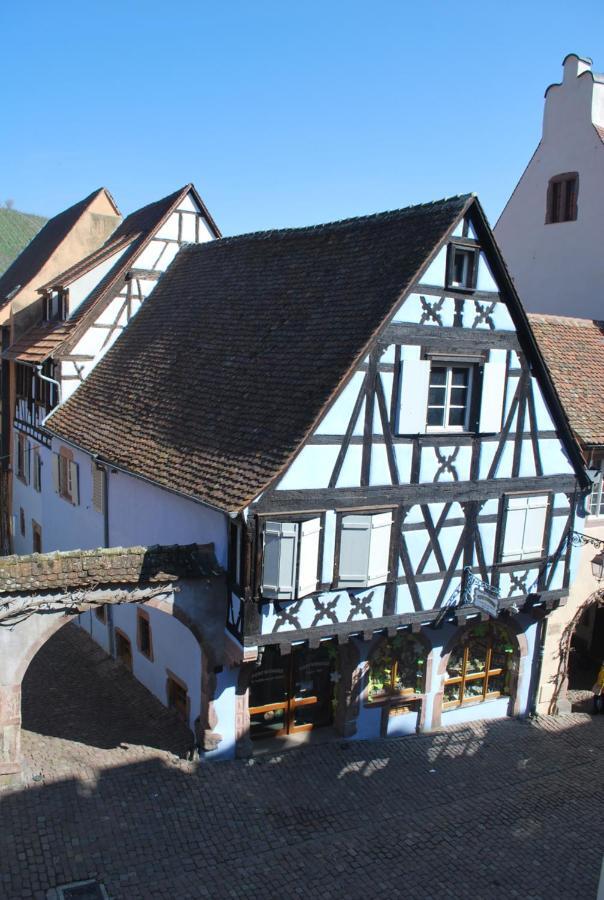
1, 625, 603, 899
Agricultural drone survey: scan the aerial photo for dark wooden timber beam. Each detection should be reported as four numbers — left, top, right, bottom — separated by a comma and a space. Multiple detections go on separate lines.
381, 323, 520, 351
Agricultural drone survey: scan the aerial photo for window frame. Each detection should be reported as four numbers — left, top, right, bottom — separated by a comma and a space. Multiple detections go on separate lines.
587, 464, 604, 519
366, 633, 427, 705
136, 608, 153, 661
260, 516, 322, 601
16, 432, 27, 483
546, 172, 579, 224
445, 242, 479, 291
334, 510, 393, 589
443, 621, 515, 710
426, 361, 475, 433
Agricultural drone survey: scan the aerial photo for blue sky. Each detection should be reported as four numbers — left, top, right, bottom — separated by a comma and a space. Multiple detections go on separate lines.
2, 1, 604, 235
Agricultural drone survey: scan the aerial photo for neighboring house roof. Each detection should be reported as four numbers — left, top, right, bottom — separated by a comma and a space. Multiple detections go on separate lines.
0, 208, 48, 276
0, 188, 117, 307
529, 313, 604, 448
46, 195, 473, 511
5, 184, 221, 363
0, 543, 222, 595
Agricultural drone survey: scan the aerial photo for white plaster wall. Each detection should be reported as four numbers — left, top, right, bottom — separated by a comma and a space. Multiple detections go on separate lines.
110, 602, 202, 731
496, 57, 604, 318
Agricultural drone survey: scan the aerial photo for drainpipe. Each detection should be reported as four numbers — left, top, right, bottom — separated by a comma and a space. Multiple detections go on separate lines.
35, 365, 62, 410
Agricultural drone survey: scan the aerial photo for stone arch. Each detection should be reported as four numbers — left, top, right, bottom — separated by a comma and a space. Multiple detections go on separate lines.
0, 591, 219, 786
431, 615, 529, 728
548, 589, 604, 714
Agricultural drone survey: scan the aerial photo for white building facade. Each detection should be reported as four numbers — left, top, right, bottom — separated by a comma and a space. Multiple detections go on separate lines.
496, 54, 604, 319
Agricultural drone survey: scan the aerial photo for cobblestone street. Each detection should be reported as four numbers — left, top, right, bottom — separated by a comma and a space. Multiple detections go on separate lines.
0, 625, 602, 899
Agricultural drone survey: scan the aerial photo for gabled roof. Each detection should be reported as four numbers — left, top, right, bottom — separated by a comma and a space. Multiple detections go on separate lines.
0, 188, 118, 307
0, 208, 48, 276
529, 313, 604, 448
46, 194, 589, 513
47, 195, 476, 510
5, 183, 220, 364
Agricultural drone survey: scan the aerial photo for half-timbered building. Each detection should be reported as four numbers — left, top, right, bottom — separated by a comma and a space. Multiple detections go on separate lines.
5, 184, 220, 555
32, 193, 588, 758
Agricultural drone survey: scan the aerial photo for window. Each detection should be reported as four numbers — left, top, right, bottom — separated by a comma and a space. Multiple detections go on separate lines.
368, 634, 426, 702
19, 507, 25, 537
137, 609, 153, 660
32, 520, 42, 554
15, 432, 28, 483
95, 605, 107, 624
32, 447, 41, 492
337, 511, 392, 588
500, 494, 549, 563
587, 466, 604, 518
33, 368, 52, 408
427, 364, 472, 431
44, 290, 65, 322
15, 365, 32, 400
167, 672, 189, 723
52, 450, 79, 505
261, 518, 321, 600
115, 630, 132, 671
446, 244, 478, 290
444, 621, 515, 709
546, 173, 578, 223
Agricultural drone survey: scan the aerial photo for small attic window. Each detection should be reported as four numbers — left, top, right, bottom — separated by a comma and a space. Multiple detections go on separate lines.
446, 245, 478, 290
44, 290, 66, 321
546, 173, 578, 223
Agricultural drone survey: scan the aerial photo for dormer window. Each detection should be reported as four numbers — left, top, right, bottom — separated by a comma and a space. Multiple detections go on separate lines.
44, 290, 66, 322
446, 245, 478, 290
546, 173, 578, 223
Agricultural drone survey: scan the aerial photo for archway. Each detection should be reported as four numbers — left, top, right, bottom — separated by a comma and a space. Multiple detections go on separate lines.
550, 591, 604, 713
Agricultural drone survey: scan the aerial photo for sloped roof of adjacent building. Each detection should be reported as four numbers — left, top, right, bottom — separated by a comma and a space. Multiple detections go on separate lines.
4, 184, 221, 364
529, 313, 604, 448
0, 189, 116, 308
0, 207, 48, 276
47, 194, 587, 513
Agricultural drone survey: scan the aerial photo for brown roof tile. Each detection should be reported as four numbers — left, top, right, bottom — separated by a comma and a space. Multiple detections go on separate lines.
47, 195, 472, 511
529, 313, 604, 447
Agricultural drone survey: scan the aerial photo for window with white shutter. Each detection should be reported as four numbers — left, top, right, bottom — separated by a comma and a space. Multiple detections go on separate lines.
338, 511, 393, 588
261, 518, 322, 600
501, 495, 549, 563
478, 361, 506, 433
396, 359, 430, 434
52, 450, 80, 505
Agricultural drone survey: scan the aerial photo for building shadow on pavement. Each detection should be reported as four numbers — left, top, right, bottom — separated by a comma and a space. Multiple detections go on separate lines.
21, 623, 193, 757
3, 711, 603, 900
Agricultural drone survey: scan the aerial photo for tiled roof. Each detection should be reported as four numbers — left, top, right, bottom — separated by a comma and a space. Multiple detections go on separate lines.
0, 544, 221, 595
0, 208, 47, 276
529, 313, 604, 447
48, 195, 471, 512
0, 189, 111, 306
4, 184, 216, 365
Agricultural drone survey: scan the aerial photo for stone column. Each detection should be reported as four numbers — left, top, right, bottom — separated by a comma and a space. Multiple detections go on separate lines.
0, 683, 22, 786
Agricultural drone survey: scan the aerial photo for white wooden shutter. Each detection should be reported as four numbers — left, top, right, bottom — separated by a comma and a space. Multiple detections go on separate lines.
398, 359, 430, 434
297, 518, 321, 598
479, 362, 506, 433
338, 515, 371, 586
367, 512, 393, 584
51, 452, 60, 493
92, 464, 105, 513
502, 495, 548, 562
69, 460, 80, 506
522, 495, 548, 557
262, 521, 298, 600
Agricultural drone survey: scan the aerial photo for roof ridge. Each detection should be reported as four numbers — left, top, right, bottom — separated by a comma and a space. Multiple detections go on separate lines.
529, 312, 604, 327
192, 193, 473, 247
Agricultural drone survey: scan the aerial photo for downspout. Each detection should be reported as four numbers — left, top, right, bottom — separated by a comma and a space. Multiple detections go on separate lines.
36, 364, 62, 413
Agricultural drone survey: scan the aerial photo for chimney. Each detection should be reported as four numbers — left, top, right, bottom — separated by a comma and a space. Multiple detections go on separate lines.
562, 53, 593, 82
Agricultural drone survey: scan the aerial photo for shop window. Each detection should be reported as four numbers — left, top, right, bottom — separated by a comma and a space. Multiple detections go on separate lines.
137, 609, 153, 660
337, 512, 392, 588
546, 173, 578, 223
500, 494, 548, 563
444, 621, 515, 709
261, 518, 321, 600
367, 634, 426, 702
